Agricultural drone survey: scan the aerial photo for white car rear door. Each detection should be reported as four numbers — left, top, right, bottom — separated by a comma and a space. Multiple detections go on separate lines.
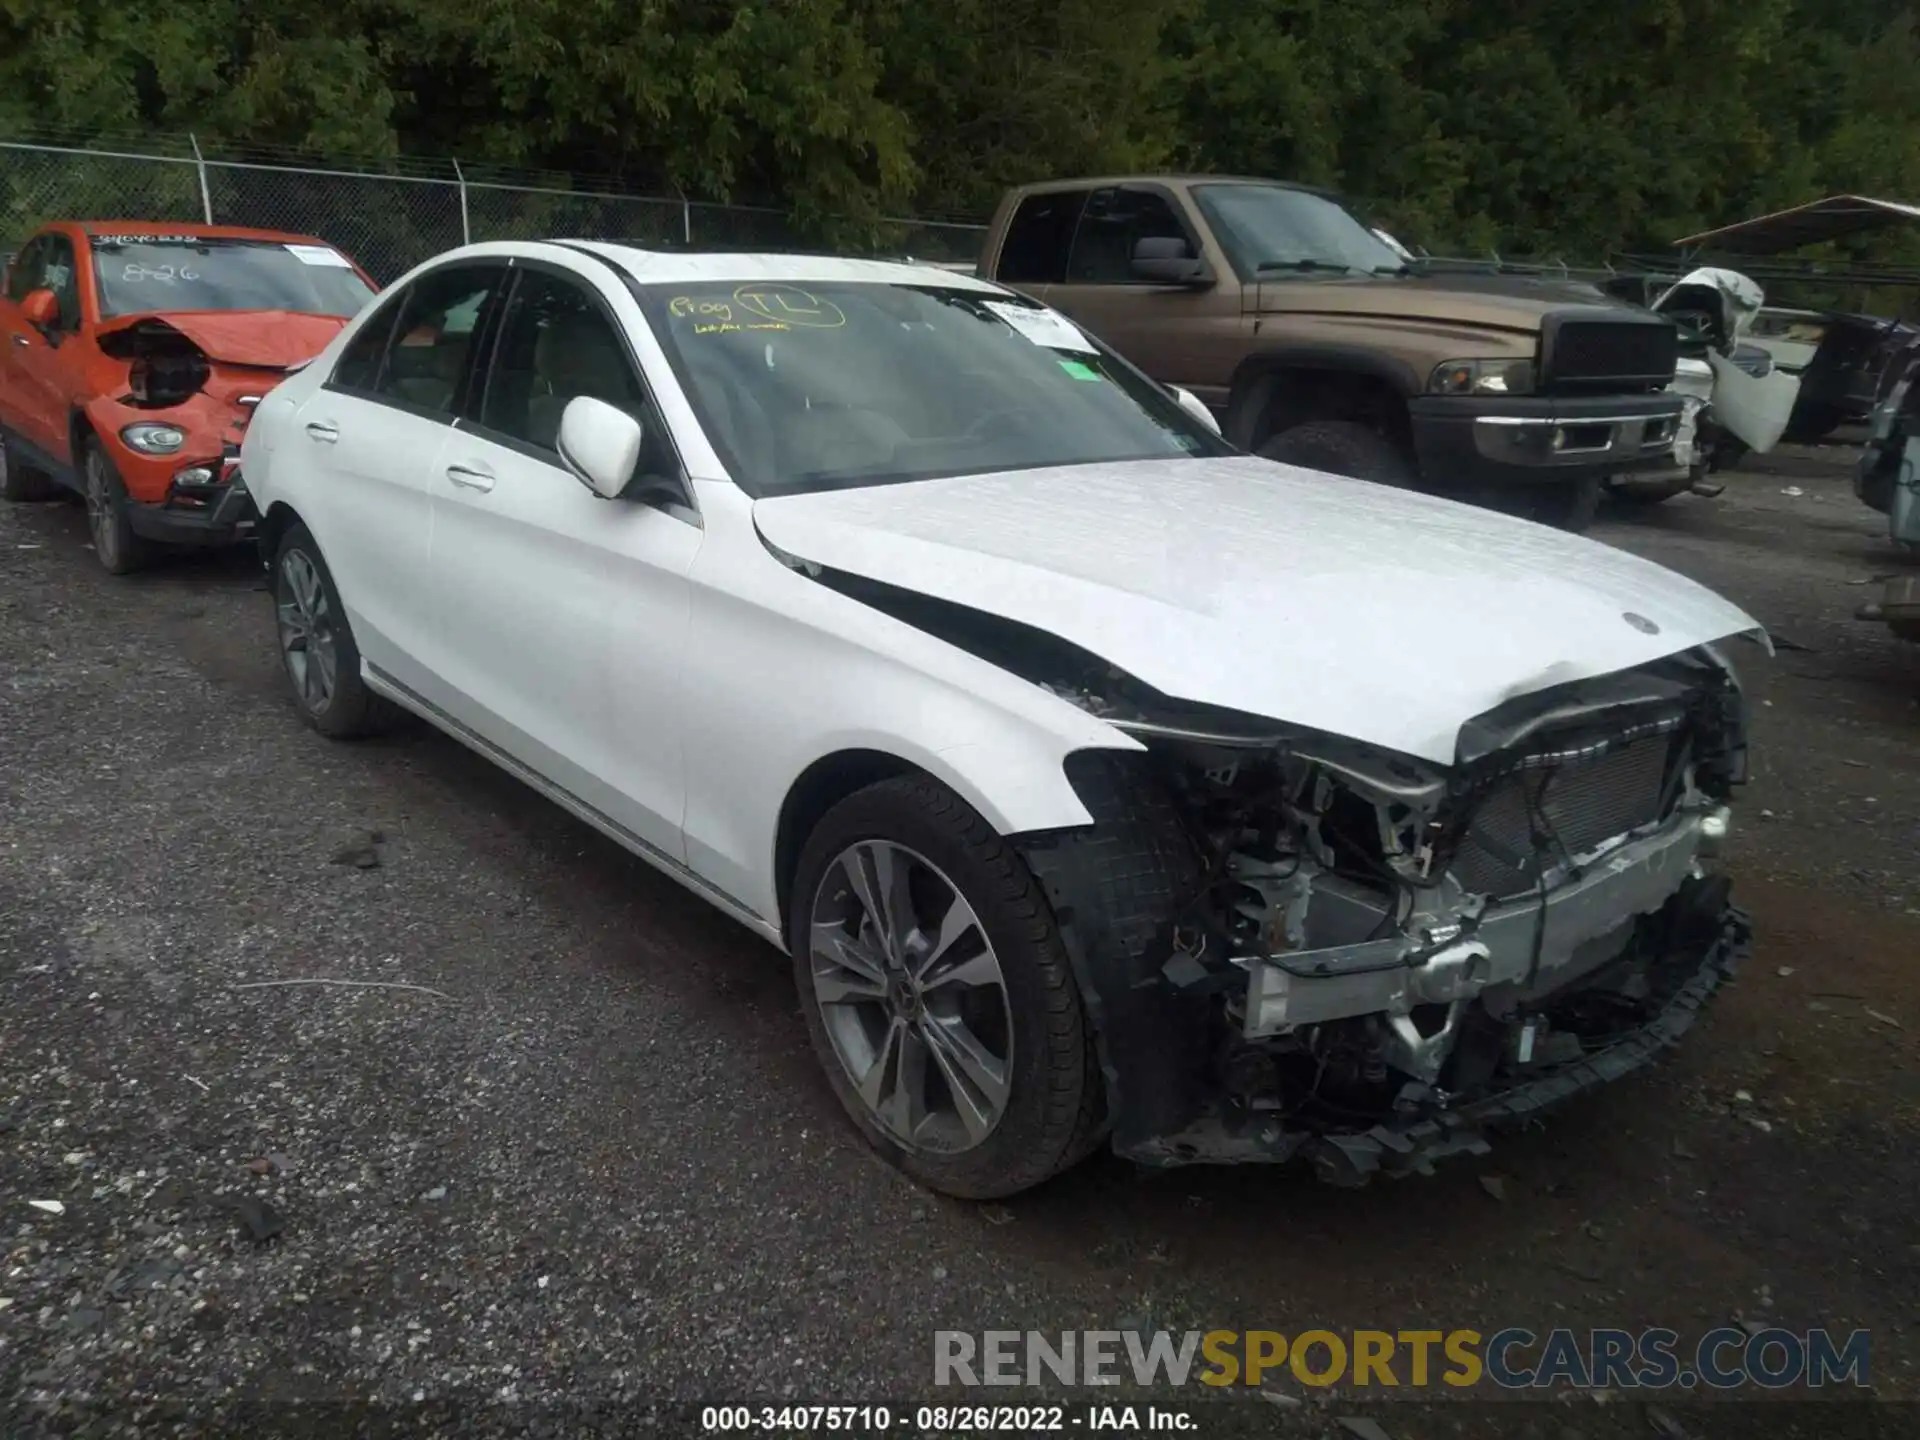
291, 260, 509, 696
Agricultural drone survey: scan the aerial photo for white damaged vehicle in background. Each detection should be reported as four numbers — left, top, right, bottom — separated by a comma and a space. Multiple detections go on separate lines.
1610, 267, 1802, 506
240, 241, 1769, 1197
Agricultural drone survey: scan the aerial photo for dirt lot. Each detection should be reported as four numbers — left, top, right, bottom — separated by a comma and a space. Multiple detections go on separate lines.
2, 446, 1916, 1439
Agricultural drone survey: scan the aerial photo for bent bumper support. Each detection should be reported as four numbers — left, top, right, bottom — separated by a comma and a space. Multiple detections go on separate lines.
1118, 899, 1749, 1183
124, 473, 258, 548
1306, 902, 1749, 1185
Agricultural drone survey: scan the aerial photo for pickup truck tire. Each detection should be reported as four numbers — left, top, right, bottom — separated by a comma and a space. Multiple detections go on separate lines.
1257, 420, 1416, 489
1528, 473, 1604, 532
0, 433, 55, 502
1604, 472, 1693, 508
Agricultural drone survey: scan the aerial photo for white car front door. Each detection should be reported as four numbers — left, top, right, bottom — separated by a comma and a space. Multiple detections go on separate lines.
291, 260, 509, 696
424, 260, 701, 862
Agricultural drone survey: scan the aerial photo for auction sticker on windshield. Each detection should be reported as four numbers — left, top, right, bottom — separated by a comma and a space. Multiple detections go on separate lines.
982, 299, 1097, 353
286, 244, 352, 268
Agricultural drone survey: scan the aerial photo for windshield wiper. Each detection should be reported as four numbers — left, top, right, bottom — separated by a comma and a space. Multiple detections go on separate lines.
1254, 258, 1360, 275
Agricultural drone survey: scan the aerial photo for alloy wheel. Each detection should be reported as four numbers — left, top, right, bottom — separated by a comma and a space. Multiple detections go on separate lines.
809, 840, 1014, 1154
84, 451, 119, 568
276, 549, 339, 713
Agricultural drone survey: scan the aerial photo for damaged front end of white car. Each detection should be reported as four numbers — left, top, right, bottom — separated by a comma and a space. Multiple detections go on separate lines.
758, 453, 1764, 1187
1012, 650, 1754, 1185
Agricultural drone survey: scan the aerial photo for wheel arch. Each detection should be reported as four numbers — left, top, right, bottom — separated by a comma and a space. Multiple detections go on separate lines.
770, 739, 1113, 943
256, 499, 306, 570
773, 748, 920, 933
1226, 347, 1420, 450
68, 407, 96, 468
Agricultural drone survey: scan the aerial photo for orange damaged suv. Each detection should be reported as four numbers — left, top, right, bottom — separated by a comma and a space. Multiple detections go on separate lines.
0, 221, 376, 572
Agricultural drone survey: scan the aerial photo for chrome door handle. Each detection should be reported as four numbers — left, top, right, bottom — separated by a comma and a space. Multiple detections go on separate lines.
445, 463, 495, 492
10, 334, 29, 347
304, 421, 339, 443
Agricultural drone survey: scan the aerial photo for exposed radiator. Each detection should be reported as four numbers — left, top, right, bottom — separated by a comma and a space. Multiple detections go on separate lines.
1450, 736, 1675, 899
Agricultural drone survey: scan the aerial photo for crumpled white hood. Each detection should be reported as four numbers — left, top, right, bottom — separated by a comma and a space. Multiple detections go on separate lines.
754, 457, 1766, 763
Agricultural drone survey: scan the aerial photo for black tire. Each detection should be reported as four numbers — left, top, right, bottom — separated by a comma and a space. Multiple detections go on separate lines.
0, 432, 55, 502
1257, 419, 1417, 488
788, 775, 1099, 1199
271, 522, 396, 739
1526, 473, 1603, 532
1782, 403, 1844, 445
1604, 475, 1691, 508
82, 437, 151, 574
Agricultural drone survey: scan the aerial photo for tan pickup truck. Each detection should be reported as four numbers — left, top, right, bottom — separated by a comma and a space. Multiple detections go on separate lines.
978, 176, 1686, 530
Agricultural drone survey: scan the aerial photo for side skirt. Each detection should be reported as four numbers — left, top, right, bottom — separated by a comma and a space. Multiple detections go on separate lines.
362, 662, 785, 949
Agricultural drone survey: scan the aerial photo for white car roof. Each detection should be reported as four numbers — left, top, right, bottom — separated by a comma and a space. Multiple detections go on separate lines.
562, 241, 1006, 294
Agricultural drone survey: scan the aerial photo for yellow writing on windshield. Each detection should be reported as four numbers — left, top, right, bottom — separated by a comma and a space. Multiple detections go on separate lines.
692, 321, 792, 336
670, 296, 734, 321
733, 284, 846, 329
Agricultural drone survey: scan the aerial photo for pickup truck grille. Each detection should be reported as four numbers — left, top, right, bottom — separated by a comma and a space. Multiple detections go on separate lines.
1450, 732, 1678, 900
1539, 312, 1679, 394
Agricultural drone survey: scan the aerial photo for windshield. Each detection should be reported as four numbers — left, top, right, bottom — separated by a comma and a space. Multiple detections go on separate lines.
641, 280, 1230, 498
1192, 184, 1407, 279
89, 235, 374, 319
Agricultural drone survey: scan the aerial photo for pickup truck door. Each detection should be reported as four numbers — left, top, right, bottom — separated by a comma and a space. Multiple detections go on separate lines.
1039, 184, 1247, 411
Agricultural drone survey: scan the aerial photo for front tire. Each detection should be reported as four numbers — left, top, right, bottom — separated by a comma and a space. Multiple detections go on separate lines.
1257, 419, 1418, 488
272, 523, 395, 739
83, 439, 151, 574
789, 776, 1099, 1199
1526, 473, 1603, 531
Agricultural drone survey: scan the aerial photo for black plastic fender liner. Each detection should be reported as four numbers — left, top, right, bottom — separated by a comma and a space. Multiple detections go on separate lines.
1012, 751, 1213, 1153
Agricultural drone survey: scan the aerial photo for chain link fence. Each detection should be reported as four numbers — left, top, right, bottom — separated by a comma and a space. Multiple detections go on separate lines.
0, 134, 986, 283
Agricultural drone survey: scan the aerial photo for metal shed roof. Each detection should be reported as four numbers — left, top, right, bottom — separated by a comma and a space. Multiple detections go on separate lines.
1675, 194, 1920, 254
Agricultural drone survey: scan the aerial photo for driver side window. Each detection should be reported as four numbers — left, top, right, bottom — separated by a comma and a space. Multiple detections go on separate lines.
6, 237, 46, 303
1065, 189, 1192, 285
41, 235, 80, 330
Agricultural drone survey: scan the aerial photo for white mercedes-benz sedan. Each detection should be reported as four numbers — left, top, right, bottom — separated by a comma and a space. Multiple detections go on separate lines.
242, 242, 1768, 1198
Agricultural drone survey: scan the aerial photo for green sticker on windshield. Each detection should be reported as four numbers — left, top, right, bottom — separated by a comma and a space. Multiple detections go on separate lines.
1058, 359, 1101, 382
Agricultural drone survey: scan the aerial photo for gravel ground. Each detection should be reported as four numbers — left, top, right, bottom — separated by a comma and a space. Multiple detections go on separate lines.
2, 446, 1916, 1440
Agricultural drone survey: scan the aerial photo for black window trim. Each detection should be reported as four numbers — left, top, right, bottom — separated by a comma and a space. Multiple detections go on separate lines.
1059, 181, 1208, 289
456, 255, 697, 518
321, 257, 510, 426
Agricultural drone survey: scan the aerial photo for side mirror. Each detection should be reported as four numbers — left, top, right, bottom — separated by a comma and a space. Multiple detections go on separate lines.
1130, 236, 1213, 287
21, 288, 58, 330
557, 395, 643, 499
1171, 386, 1220, 434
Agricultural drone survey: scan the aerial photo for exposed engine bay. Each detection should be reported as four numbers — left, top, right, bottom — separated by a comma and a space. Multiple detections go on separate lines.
1059, 653, 1746, 1182
814, 567, 1754, 1184
95, 317, 218, 408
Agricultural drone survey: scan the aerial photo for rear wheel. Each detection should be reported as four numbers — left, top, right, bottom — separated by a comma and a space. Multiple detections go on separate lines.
272, 523, 396, 738
0, 433, 55, 502
1257, 419, 1417, 488
789, 776, 1100, 1199
83, 439, 151, 574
